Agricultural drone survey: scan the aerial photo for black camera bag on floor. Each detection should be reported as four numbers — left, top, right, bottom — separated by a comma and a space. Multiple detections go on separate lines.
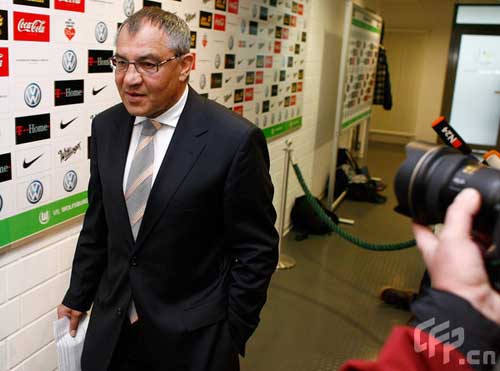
291, 195, 339, 240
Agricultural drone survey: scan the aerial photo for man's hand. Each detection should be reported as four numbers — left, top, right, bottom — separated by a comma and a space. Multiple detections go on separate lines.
57, 304, 84, 337
412, 188, 500, 325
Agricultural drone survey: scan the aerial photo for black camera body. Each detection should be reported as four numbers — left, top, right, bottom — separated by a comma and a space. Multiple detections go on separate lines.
394, 142, 500, 287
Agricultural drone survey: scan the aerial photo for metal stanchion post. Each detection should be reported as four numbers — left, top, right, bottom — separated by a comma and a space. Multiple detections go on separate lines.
277, 139, 296, 270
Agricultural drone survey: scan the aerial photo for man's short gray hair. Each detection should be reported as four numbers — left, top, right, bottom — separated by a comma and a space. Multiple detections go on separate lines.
117, 7, 191, 56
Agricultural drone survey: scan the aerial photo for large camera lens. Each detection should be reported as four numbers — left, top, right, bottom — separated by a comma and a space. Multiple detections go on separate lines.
394, 141, 500, 235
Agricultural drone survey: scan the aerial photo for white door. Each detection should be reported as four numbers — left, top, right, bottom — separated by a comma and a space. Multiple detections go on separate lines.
449, 34, 500, 147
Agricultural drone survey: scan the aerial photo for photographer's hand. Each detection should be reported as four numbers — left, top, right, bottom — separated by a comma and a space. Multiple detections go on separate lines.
412, 188, 500, 326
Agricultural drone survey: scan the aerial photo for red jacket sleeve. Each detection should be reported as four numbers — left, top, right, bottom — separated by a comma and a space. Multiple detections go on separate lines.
339, 326, 471, 371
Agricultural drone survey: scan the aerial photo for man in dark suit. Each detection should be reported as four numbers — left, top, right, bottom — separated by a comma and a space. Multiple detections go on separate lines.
57, 7, 279, 371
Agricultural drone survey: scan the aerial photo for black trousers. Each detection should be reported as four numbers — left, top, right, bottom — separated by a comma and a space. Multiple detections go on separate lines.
108, 319, 154, 371
108, 318, 240, 371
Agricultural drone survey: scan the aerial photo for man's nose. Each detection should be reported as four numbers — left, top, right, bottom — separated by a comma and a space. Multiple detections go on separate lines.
123, 63, 143, 85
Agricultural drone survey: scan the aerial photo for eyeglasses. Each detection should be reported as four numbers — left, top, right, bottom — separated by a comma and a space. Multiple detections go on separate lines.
109, 55, 181, 75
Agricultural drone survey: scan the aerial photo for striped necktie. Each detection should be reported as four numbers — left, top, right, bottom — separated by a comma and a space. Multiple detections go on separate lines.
125, 118, 161, 323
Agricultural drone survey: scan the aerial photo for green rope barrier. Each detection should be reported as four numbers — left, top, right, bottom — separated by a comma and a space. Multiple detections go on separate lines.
291, 162, 416, 251
291, 160, 500, 270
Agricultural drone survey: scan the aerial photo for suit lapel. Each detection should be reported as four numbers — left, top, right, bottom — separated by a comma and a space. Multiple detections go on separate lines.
134, 88, 209, 250
108, 105, 135, 246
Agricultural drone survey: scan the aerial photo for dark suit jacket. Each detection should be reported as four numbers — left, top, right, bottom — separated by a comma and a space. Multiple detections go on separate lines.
62, 87, 279, 371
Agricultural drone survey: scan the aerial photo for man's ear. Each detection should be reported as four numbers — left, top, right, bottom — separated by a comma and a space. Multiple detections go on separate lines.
179, 53, 194, 82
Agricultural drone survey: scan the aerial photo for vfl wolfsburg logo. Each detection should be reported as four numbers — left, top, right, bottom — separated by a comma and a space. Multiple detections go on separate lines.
62, 50, 77, 73
39, 210, 50, 225
24, 83, 42, 108
26, 180, 43, 204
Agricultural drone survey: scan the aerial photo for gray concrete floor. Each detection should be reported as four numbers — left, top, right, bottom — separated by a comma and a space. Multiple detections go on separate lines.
241, 142, 426, 370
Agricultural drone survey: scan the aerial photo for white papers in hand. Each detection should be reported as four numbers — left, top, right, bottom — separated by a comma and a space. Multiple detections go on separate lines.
53, 314, 90, 371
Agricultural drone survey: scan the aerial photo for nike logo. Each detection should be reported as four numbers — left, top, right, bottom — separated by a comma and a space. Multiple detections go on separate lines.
60, 117, 78, 130
23, 154, 43, 169
92, 85, 107, 95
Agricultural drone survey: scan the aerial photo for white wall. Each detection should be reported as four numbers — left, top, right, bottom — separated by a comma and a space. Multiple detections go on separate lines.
0, 219, 81, 371
366, 0, 456, 143
0, 1, 345, 370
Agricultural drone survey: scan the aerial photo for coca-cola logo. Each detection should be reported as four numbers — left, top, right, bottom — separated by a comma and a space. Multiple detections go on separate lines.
228, 0, 238, 14
214, 14, 226, 31
0, 48, 8, 77
18, 19, 46, 33
14, 12, 50, 42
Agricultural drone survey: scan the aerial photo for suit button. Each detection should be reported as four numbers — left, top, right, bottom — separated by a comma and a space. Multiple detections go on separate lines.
116, 307, 123, 316
131, 256, 137, 267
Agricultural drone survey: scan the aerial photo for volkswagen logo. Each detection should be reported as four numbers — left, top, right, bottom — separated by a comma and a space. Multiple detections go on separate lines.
26, 180, 43, 204
62, 50, 77, 73
95, 22, 108, 43
63, 170, 78, 192
199, 74, 206, 90
214, 54, 221, 69
24, 83, 42, 108
123, 0, 135, 17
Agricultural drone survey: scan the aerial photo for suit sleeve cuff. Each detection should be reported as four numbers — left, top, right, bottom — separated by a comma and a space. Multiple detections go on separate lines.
62, 290, 93, 312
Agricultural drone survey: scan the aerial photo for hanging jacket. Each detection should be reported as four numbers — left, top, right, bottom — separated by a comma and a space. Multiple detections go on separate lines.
373, 45, 393, 110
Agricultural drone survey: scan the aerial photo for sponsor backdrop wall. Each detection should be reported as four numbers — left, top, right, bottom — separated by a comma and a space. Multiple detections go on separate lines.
340, 4, 381, 130
0, 0, 310, 249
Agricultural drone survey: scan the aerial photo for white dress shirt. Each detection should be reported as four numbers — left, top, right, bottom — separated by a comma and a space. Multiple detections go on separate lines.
122, 85, 189, 192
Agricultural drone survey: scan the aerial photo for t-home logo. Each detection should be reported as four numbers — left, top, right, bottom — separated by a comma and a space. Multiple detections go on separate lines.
88, 49, 113, 73
0, 153, 12, 183
54, 79, 84, 106
15, 113, 50, 145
